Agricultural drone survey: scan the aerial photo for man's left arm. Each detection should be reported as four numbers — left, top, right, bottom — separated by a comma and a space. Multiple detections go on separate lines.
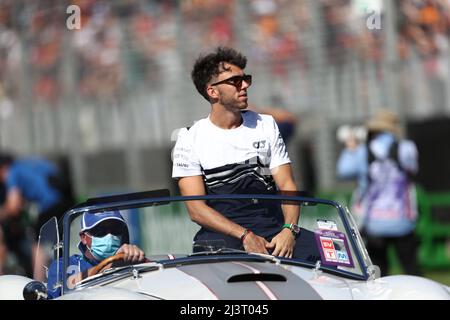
266, 163, 299, 258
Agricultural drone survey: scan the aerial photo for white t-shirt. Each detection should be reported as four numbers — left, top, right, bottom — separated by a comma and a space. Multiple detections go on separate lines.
172, 110, 290, 195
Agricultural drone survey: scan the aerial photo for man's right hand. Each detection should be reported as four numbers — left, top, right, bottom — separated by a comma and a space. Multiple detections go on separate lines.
117, 244, 146, 263
242, 232, 269, 254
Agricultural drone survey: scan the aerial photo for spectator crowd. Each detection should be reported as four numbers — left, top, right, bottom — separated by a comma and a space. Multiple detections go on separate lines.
0, 0, 448, 112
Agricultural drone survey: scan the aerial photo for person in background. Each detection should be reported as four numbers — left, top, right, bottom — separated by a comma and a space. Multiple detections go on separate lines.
0, 153, 74, 235
336, 110, 422, 277
249, 96, 298, 146
0, 153, 75, 277
46, 210, 146, 299
259, 106, 297, 145
0, 181, 33, 276
0, 227, 6, 275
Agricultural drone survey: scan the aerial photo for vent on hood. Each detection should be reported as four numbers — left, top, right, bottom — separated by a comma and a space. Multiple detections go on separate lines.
228, 273, 287, 283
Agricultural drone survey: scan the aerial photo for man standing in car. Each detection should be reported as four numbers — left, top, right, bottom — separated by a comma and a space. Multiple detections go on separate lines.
172, 47, 307, 258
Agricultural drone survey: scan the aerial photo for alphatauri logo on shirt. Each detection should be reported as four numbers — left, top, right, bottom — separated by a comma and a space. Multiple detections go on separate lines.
252, 140, 266, 149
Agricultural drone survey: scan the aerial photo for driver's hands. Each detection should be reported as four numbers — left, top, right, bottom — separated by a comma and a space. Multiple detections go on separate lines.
266, 228, 295, 258
242, 232, 270, 254
117, 244, 146, 263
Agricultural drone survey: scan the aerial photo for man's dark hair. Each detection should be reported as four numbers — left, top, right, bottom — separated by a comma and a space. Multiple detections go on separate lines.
191, 47, 247, 101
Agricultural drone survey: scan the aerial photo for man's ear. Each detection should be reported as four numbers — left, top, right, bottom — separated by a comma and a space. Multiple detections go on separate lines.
206, 86, 218, 100
79, 232, 88, 245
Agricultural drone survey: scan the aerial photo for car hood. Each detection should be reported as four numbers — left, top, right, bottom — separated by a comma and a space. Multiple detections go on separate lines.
85, 261, 355, 300
52, 269, 450, 300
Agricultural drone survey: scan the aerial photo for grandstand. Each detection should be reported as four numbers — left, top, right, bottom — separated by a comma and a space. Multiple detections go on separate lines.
1, 0, 449, 196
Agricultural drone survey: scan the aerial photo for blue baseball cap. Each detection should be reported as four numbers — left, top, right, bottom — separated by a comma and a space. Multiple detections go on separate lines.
78, 211, 130, 257
80, 210, 126, 232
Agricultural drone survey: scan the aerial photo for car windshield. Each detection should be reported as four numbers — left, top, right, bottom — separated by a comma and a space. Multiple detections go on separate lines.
58, 192, 373, 294
34, 217, 60, 286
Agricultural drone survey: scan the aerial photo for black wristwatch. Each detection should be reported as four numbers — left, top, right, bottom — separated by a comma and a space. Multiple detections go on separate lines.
282, 223, 301, 237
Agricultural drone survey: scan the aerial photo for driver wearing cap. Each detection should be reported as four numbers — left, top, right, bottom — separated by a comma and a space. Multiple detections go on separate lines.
46, 210, 146, 299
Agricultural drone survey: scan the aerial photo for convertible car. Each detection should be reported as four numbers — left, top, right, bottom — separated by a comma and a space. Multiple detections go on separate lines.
0, 190, 449, 300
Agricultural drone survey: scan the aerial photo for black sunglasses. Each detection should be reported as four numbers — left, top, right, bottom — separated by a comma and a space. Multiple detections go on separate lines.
87, 221, 126, 237
210, 74, 252, 89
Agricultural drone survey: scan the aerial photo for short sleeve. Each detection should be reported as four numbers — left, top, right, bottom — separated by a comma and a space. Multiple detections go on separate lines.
267, 116, 291, 169
398, 140, 418, 173
336, 145, 368, 179
172, 128, 202, 178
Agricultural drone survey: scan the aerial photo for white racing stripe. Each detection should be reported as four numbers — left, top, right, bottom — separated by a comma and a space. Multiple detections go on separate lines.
232, 262, 278, 300
177, 268, 219, 300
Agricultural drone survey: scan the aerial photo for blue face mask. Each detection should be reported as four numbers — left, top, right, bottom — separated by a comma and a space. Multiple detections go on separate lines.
87, 234, 122, 261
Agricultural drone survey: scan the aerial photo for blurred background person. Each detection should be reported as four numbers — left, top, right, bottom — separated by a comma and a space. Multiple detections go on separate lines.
0, 152, 75, 277
249, 95, 298, 146
0, 179, 33, 276
0, 219, 6, 275
336, 110, 422, 277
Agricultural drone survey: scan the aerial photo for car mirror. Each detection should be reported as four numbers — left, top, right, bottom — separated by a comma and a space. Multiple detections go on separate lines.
23, 281, 48, 300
